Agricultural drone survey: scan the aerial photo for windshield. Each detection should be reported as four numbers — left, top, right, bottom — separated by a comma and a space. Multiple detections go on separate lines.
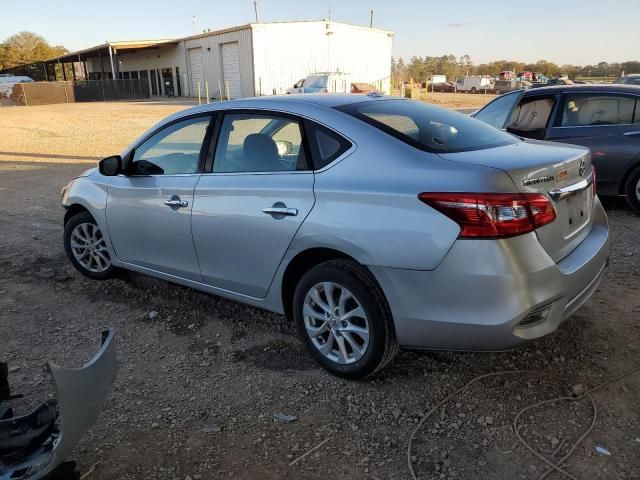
305, 76, 328, 88
338, 99, 519, 153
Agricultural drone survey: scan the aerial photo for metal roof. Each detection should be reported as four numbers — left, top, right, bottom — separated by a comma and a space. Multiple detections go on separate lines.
525, 84, 640, 95
42, 20, 393, 62
43, 39, 179, 62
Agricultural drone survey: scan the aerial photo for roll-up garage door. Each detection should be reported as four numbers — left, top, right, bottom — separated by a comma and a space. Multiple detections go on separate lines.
221, 42, 241, 99
188, 47, 203, 97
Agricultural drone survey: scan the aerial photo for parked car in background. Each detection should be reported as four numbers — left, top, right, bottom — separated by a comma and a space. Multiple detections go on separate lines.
62, 94, 608, 378
473, 84, 640, 212
0, 75, 34, 99
286, 78, 305, 94
548, 77, 575, 86
456, 76, 494, 93
615, 74, 640, 86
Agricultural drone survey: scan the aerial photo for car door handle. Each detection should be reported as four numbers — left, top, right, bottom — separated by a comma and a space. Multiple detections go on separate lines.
164, 199, 188, 208
623, 131, 640, 137
262, 207, 298, 216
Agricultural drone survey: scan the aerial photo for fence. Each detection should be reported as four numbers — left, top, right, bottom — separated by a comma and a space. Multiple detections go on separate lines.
3, 79, 150, 106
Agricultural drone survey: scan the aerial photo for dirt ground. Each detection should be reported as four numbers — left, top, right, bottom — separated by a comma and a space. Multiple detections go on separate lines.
0, 101, 639, 480
419, 91, 496, 109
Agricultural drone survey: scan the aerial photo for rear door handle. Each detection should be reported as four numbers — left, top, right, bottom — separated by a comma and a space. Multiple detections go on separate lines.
262, 207, 298, 216
164, 198, 188, 208
623, 131, 640, 137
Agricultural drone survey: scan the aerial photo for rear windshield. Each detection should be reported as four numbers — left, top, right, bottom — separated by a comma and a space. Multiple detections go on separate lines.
337, 99, 518, 153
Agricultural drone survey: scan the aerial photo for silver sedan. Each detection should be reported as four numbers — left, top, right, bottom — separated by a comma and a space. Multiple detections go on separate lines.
61, 94, 609, 378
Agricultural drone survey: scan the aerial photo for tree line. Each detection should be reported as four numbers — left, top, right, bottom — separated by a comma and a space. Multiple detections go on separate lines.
392, 55, 640, 83
0, 32, 67, 71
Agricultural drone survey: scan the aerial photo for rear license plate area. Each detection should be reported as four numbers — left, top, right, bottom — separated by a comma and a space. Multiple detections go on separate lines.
564, 189, 591, 233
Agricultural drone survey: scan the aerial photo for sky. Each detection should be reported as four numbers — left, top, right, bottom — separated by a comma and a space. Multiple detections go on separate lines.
2, 0, 639, 66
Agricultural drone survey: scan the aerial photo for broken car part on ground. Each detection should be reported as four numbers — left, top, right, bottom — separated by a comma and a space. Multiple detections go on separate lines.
0, 329, 117, 480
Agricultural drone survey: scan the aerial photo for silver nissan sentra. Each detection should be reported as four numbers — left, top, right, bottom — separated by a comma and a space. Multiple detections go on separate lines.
61, 94, 609, 378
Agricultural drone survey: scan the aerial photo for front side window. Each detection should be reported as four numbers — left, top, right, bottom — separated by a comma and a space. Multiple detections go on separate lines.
559, 94, 636, 127
213, 113, 307, 173
131, 116, 210, 175
340, 99, 518, 153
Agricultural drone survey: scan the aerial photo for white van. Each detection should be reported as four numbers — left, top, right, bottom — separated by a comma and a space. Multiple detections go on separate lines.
288, 72, 352, 94
456, 76, 493, 93
427, 75, 447, 85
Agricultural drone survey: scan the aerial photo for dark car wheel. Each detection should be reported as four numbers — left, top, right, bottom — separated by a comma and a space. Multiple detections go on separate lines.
293, 259, 399, 379
624, 166, 640, 214
64, 211, 116, 280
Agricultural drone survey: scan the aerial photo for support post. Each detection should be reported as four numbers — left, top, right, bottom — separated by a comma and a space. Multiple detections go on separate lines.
43, 63, 48, 81
225, 80, 230, 100
218, 80, 222, 101
205, 81, 209, 104
71, 61, 77, 81
197, 81, 201, 105
108, 45, 116, 80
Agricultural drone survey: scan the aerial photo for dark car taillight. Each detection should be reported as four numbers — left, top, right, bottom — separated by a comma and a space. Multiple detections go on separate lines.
418, 192, 556, 239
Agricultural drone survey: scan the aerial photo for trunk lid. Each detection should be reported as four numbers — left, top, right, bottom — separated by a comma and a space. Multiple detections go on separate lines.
438, 139, 595, 262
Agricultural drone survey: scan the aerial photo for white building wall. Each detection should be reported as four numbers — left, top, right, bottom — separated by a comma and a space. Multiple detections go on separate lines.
183, 27, 254, 99
251, 21, 393, 96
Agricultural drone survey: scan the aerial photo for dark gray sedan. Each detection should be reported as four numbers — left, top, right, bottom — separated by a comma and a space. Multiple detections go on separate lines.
474, 85, 640, 212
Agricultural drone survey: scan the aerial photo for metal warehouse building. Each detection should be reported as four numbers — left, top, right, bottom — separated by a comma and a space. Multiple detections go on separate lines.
40, 20, 393, 99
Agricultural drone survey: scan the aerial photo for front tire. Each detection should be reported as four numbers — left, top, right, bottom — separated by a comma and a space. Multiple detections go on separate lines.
64, 211, 116, 280
624, 166, 640, 214
292, 259, 398, 379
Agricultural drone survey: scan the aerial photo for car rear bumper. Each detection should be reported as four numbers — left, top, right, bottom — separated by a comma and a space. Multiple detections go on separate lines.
370, 196, 610, 351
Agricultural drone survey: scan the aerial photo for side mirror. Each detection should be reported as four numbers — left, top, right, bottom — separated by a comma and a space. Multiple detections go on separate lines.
98, 155, 122, 176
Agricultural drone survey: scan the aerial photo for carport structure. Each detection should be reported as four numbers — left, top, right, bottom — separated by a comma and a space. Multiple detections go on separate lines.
41, 39, 178, 83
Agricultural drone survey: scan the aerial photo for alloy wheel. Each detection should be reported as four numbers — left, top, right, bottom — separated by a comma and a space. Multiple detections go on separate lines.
302, 282, 370, 364
70, 222, 111, 273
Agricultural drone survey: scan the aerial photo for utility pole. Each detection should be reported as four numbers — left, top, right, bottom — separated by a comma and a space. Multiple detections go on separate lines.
254, 1, 260, 23
370, 10, 374, 28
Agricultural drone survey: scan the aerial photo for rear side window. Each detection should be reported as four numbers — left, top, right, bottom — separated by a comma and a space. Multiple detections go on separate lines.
309, 125, 352, 169
338, 99, 518, 153
559, 94, 636, 127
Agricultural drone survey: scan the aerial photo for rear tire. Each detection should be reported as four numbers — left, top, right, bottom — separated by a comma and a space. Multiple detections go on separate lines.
292, 259, 398, 379
624, 166, 640, 214
64, 211, 116, 280
470, 87, 477, 94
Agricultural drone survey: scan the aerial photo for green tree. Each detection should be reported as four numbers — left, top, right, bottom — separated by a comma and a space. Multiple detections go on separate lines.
1, 31, 67, 69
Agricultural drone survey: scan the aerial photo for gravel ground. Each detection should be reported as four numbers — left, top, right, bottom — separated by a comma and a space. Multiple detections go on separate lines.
0, 101, 639, 480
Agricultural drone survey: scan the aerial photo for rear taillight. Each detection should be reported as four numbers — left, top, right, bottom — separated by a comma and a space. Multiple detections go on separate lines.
418, 192, 556, 239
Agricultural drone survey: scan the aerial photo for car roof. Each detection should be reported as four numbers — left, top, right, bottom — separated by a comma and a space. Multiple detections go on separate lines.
525, 84, 640, 96
210, 93, 395, 109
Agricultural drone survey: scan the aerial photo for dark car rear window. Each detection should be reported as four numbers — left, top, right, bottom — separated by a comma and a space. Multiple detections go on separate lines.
337, 99, 518, 153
